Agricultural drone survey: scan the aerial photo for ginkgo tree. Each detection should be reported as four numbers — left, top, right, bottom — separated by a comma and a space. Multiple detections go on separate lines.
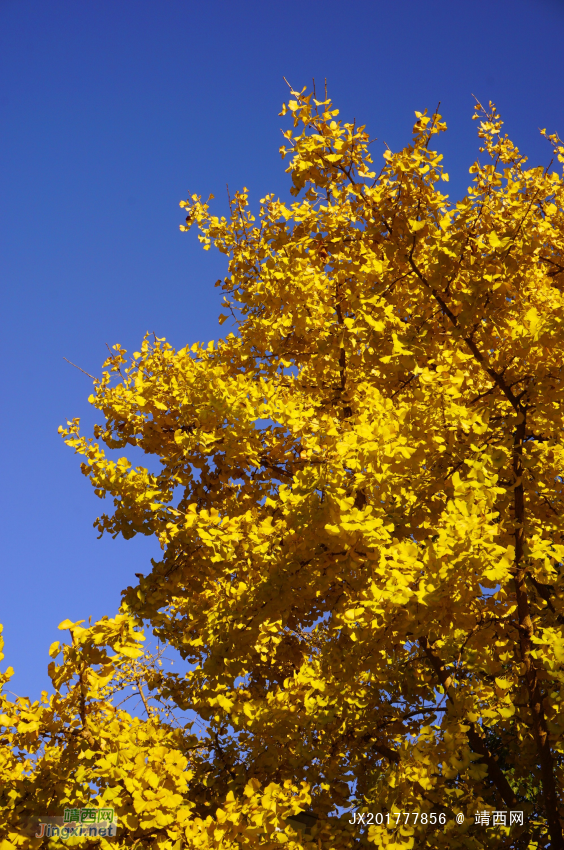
2, 85, 564, 850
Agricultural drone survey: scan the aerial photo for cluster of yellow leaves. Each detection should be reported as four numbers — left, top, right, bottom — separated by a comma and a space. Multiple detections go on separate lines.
0, 619, 320, 850
3, 86, 564, 849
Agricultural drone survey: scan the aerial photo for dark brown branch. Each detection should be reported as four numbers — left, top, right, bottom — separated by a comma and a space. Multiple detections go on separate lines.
512, 414, 564, 848
418, 636, 519, 808
527, 575, 558, 616
259, 457, 293, 480
539, 255, 564, 278
335, 282, 352, 418
371, 743, 400, 764
408, 246, 524, 414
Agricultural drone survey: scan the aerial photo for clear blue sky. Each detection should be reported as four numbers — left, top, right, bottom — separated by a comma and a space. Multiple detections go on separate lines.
2, 0, 564, 700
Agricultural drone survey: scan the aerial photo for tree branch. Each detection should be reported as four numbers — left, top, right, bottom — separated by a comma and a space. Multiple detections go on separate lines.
408, 247, 524, 414
511, 414, 564, 848
418, 636, 518, 808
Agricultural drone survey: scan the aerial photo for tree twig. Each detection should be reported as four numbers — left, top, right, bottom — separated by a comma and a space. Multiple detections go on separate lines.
63, 358, 96, 380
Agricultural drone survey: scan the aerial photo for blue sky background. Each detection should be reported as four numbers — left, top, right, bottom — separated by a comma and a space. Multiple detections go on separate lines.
2, 0, 564, 700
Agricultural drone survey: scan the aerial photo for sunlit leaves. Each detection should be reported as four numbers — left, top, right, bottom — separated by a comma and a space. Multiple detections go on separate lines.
2, 87, 564, 849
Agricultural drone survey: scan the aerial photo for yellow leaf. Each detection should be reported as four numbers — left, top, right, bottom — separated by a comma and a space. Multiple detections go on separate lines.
48, 641, 61, 658
58, 619, 85, 631
488, 231, 512, 249
114, 644, 144, 658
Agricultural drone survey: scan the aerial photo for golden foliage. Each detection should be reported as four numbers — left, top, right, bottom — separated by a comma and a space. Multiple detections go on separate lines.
3, 86, 564, 849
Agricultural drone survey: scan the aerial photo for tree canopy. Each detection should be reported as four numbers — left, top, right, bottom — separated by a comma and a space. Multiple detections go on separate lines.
2, 86, 564, 850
